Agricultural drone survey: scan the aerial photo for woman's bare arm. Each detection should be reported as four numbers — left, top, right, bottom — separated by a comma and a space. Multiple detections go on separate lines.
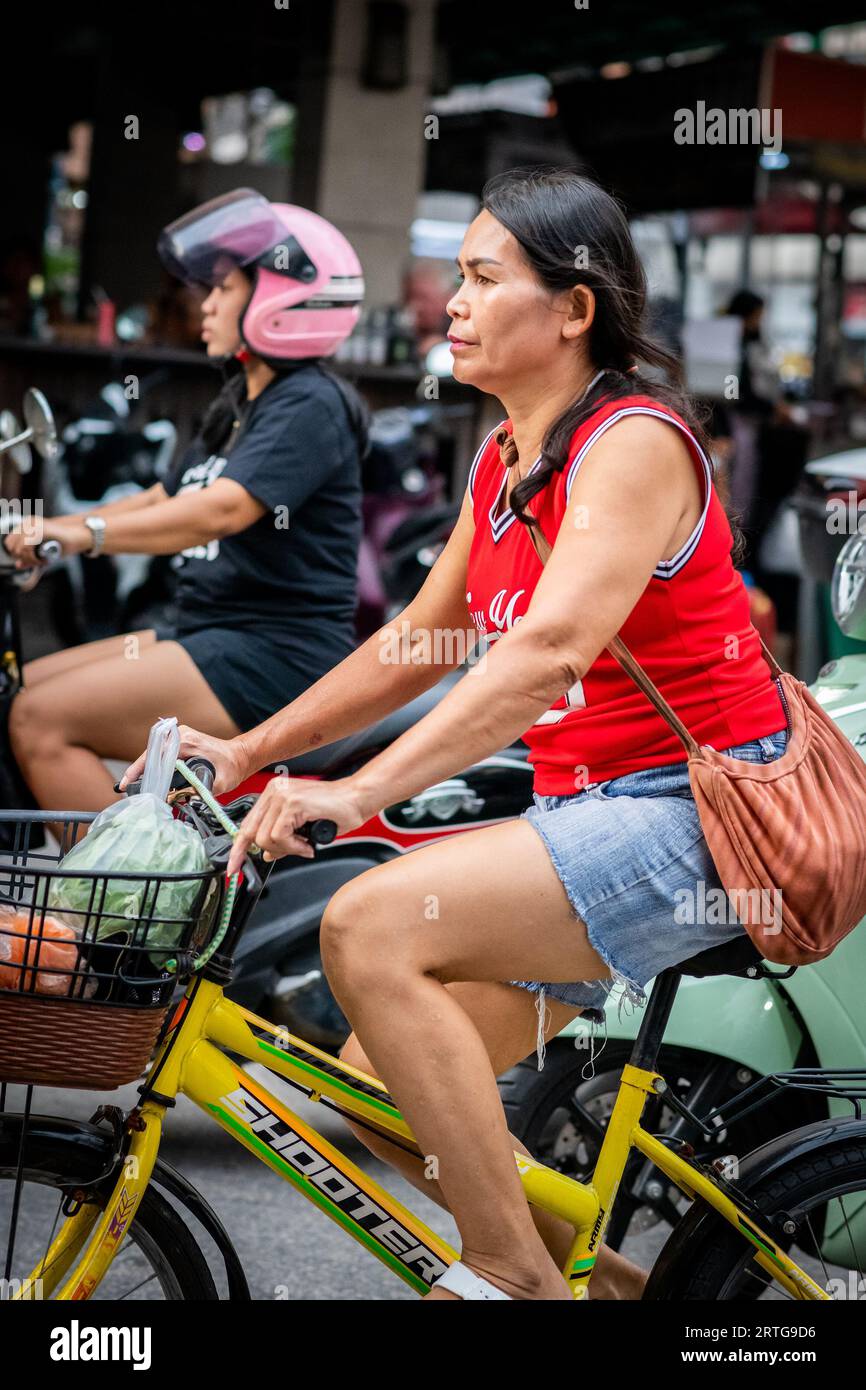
69, 481, 169, 520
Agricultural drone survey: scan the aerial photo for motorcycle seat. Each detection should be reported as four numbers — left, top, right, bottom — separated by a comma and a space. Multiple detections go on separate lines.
265, 670, 465, 778
674, 934, 767, 979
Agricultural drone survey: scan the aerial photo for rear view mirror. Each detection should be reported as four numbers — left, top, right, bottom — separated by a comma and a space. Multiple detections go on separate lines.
22, 388, 58, 461
0, 410, 32, 474
832, 534, 866, 640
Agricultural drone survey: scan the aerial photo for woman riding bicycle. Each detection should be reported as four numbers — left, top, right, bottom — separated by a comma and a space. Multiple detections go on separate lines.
122, 170, 789, 1300
5, 189, 367, 816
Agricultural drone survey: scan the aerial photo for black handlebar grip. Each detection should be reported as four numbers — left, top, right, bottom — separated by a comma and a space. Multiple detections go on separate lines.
186, 758, 216, 793
0, 536, 61, 558
114, 757, 217, 798
300, 818, 338, 848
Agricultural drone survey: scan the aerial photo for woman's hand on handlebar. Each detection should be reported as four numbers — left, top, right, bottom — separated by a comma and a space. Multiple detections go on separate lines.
227, 777, 366, 877
120, 725, 249, 797
3, 516, 90, 568
2, 527, 42, 569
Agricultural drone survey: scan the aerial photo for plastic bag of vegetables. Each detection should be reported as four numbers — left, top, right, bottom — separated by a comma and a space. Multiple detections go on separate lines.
47, 794, 215, 963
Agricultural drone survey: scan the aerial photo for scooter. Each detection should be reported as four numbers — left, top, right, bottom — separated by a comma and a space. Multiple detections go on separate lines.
499, 530, 866, 1254
355, 404, 460, 638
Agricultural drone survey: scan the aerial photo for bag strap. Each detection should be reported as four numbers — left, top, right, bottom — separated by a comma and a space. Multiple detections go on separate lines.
524, 519, 781, 757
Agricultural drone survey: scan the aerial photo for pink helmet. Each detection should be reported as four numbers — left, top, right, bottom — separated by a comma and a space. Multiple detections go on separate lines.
157, 188, 364, 360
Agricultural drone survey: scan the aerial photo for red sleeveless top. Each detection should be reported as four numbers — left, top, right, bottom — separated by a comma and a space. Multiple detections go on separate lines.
465, 394, 786, 794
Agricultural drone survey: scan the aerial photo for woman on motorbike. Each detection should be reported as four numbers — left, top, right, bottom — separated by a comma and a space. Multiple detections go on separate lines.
6, 189, 367, 814
122, 170, 789, 1300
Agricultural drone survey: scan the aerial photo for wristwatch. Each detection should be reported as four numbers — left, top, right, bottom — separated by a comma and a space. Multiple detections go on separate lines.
83, 515, 107, 557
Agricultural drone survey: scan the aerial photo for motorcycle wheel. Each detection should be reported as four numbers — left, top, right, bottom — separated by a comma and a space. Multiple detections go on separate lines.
264, 943, 351, 1051
498, 1039, 818, 1255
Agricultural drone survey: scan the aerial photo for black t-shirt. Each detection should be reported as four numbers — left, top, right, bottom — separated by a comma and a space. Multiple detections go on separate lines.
163, 365, 362, 659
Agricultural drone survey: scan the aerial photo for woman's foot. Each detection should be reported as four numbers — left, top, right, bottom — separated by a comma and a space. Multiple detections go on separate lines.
425, 1252, 572, 1300
586, 1248, 648, 1300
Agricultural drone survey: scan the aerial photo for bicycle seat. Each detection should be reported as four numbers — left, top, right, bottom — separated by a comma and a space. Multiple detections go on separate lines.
269, 670, 464, 777
674, 935, 767, 978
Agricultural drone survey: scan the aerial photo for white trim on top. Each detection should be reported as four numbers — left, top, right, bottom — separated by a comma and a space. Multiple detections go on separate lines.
564, 406, 713, 580
489, 455, 543, 542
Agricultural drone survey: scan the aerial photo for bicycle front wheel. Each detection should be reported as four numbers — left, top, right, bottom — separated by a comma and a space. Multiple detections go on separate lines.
0, 1124, 218, 1301
644, 1123, 866, 1301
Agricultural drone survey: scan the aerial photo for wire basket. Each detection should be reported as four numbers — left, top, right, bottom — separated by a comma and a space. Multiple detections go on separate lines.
0, 812, 223, 1090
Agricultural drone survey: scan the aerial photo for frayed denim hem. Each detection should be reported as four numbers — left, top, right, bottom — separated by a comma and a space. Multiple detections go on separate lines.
513, 814, 650, 1059
508, 974, 645, 1074
505, 980, 617, 1078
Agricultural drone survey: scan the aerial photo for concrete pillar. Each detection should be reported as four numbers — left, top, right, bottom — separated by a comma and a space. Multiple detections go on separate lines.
295, 0, 436, 307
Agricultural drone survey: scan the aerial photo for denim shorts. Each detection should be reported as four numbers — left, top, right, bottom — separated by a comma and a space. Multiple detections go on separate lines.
510, 725, 789, 1026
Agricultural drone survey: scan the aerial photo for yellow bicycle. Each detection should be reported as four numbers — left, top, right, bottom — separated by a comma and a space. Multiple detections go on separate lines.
1, 768, 865, 1301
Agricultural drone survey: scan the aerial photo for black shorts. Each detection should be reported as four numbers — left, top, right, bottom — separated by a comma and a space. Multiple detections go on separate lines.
153, 621, 352, 732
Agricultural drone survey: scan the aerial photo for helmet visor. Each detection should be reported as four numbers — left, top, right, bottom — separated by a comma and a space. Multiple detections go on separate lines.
157, 189, 290, 287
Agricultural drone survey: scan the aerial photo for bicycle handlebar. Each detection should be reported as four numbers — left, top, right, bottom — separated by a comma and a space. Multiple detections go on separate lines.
154, 757, 337, 850
186, 757, 215, 792
115, 756, 337, 851
0, 534, 62, 573
303, 818, 337, 848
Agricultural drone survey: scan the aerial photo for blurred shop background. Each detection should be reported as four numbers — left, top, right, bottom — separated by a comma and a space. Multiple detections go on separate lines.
4, 0, 866, 675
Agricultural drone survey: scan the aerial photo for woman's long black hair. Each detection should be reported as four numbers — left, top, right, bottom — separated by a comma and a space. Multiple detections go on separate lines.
481, 168, 712, 530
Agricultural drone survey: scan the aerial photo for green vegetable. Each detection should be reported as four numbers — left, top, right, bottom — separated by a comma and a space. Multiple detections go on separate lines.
48, 795, 215, 963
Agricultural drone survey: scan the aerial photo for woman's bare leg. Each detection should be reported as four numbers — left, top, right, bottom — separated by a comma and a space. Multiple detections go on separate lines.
9, 637, 241, 814
339, 983, 647, 1300
22, 630, 158, 687
321, 816, 650, 1300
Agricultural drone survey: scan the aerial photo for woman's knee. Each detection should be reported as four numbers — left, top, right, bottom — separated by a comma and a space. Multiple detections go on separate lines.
8, 688, 66, 762
321, 876, 408, 990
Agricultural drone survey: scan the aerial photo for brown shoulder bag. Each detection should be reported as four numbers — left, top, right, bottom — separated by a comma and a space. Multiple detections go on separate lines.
527, 524, 866, 967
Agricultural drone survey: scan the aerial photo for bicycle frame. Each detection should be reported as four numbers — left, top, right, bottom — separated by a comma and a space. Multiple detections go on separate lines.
20, 975, 831, 1302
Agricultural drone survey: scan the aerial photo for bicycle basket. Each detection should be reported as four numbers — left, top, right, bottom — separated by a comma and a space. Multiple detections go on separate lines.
0, 812, 223, 1090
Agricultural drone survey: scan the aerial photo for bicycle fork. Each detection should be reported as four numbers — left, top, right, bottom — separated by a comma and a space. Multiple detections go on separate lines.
17, 1099, 166, 1301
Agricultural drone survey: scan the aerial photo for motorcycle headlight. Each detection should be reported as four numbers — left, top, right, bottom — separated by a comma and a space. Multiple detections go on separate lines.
832, 534, 866, 639
401, 780, 484, 825
385, 758, 534, 831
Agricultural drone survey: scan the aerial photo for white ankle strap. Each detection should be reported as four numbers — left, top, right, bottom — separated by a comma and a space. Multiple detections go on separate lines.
434, 1260, 512, 1300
